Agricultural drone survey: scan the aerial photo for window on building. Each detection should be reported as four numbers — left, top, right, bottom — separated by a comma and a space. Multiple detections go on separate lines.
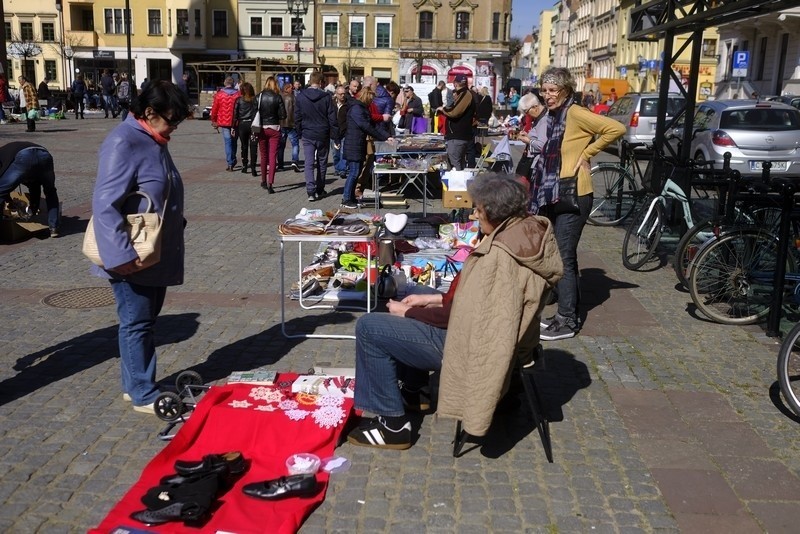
20, 22, 34, 40
324, 22, 338, 47
212, 10, 227, 37
148, 10, 162, 35
701, 38, 717, 57
419, 12, 433, 39
194, 9, 202, 36
350, 67, 364, 78
104, 9, 130, 35
251, 17, 262, 36
377, 0, 391, 4
325, 0, 338, 3
177, 9, 189, 36
350, 21, 364, 47
4, 22, 11, 40
492, 12, 500, 41
455, 12, 469, 40
271, 17, 283, 36
376, 22, 390, 48
351, 0, 365, 3
45, 60, 57, 82
42, 23, 55, 42
757, 36, 767, 80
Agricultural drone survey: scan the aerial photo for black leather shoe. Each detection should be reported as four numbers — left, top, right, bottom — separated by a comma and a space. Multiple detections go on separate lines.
268, 185, 275, 194
242, 474, 318, 500
174, 451, 246, 477
130, 501, 208, 527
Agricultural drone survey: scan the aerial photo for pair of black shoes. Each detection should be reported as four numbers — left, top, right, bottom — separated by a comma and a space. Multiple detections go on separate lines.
130, 451, 247, 527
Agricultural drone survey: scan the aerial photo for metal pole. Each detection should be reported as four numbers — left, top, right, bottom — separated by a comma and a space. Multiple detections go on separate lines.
125, 0, 133, 84
57, 4, 67, 90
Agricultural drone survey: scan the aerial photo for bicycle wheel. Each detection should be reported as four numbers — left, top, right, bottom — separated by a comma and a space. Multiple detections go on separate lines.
622, 199, 664, 270
778, 321, 800, 417
673, 218, 716, 289
588, 165, 638, 226
689, 229, 788, 325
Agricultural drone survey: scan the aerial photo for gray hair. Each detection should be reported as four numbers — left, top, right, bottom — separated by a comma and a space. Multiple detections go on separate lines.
518, 92, 541, 112
540, 67, 576, 96
468, 173, 528, 225
362, 75, 377, 89
223, 76, 234, 87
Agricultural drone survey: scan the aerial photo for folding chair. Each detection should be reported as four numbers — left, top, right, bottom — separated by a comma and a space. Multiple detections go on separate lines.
453, 343, 553, 462
474, 143, 493, 172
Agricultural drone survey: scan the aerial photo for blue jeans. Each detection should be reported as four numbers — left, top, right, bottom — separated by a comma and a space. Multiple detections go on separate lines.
343, 160, 362, 203
334, 140, 347, 175
278, 127, 299, 168
354, 313, 446, 416
103, 94, 117, 116
549, 193, 593, 328
110, 280, 167, 405
302, 138, 329, 195
221, 126, 238, 167
0, 147, 60, 229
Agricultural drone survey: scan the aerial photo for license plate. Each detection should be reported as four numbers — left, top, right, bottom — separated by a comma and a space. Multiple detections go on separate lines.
750, 161, 788, 171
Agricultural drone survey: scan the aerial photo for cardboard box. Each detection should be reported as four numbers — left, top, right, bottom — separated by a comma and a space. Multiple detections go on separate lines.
0, 220, 48, 242
442, 190, 474, 209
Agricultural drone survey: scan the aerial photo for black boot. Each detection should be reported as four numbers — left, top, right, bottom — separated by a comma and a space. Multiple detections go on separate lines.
241, 159, 249, 173
26, 118, 35, 132
251, 164, 258, 177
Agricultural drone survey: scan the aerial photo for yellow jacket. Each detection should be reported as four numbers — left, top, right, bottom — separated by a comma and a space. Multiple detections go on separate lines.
560, 105, 625, 196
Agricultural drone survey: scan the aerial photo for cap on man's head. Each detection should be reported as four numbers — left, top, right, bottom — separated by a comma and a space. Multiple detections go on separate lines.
454, 74, 468, 84
404, 85, 414, 92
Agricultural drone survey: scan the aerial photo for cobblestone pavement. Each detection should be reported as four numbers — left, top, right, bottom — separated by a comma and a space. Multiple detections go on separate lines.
1, 113, 799, 533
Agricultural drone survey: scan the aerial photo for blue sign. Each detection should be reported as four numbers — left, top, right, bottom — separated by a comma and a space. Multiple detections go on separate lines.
733, 51, 749, 77
733, 51, 749, 69
620, 66, 628, 76
648, 60, 658, 70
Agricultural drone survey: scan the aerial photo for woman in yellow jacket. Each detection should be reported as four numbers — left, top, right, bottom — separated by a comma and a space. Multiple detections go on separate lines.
531, 67, 625, 340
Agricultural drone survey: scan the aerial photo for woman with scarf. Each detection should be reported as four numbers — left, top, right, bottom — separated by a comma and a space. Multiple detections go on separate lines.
531, 67, 624, 341
88, 80, 191, 414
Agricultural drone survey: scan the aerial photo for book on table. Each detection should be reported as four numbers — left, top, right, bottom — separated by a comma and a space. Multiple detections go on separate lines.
226, 370, 278, 385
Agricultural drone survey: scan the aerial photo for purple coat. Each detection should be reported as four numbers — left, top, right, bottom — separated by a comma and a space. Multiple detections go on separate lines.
89, 116, 185, 286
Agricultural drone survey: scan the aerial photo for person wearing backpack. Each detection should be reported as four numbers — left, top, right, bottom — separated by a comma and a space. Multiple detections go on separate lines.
71, 74, 87, 119
116, 73, 132, 121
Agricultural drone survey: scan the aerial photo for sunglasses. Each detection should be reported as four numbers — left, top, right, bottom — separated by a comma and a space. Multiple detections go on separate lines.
159, 113, 182, 127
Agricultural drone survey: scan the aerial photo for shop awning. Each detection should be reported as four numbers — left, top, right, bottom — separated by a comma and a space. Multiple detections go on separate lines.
411, 65, 437, 76
447, 65, 474, 83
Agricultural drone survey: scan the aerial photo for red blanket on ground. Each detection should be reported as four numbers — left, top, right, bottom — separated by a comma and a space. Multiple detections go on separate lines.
92, 378, 353, 534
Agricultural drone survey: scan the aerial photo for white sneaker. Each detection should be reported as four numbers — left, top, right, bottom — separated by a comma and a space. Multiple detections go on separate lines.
122, 393, 132, 402
133, 402, 155, 414
0, 120, 7, 125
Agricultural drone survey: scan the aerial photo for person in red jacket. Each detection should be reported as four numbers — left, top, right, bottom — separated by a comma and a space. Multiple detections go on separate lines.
210, 77, 241, 171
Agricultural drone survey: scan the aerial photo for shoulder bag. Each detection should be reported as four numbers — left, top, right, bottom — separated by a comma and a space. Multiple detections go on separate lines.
250, 93, 263, 135
552, 176, 580, 215
82, 175, 171, 270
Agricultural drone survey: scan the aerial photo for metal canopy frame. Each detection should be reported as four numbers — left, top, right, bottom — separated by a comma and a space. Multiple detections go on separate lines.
185, 57, 320, 94
627, 0, 800, 168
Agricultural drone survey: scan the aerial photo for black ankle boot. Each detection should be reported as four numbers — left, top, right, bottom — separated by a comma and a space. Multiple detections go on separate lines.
241, 160, 249, 173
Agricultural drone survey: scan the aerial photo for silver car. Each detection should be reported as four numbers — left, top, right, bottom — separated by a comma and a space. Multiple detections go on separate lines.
671, 99, 800, 175
606, 92, 685, 149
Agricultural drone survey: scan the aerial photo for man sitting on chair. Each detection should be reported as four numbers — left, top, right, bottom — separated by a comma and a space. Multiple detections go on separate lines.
347, 173, 562, 450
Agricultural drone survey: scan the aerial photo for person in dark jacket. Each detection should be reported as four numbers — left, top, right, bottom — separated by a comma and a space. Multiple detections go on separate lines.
294, 71, 339, 201
37, 79, 52, 109
255, 76, 287, 193
234, 82, 259, 176
401, 86, 424, 133
363, 76, 393, 137
100, 69, 118, 118
332, 85, 348, 178
428, 83, 444, 133
437, 74, 476, 170
341, 86, 392, 209
278, 82, 301, 172
475, 87, 493, 124
88, 80, 191, 414
71, 74, 87, 119
0, 141, 61, 237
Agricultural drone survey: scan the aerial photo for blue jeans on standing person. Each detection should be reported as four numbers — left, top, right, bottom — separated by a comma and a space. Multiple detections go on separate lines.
302, 138, 329, 196
549, 193, 593, 330
334, 140, 347, 176
0, 146, 61, 230
222, 126, 238, 168
354, 313, 446, 417
110, 280, 167, 406
278, 127, 300, 169
103, 94, 117, 117
343, 160, 362, 203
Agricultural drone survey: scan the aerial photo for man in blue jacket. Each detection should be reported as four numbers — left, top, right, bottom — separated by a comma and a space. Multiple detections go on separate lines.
295, 72, 339, 201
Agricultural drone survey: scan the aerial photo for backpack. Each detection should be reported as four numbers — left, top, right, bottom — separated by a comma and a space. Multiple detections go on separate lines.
117, 81, 130, 102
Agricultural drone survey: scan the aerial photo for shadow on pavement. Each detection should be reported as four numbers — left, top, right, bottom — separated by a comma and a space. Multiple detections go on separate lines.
162, 312, 356, 386
580, 266, 639, 311
1, 312, 200, 406
477, 349, 593, 459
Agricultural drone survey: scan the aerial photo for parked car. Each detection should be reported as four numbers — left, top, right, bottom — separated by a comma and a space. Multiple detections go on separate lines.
667, 99, 800, 176
606, 92, 685, 150
767, 94, 800, 110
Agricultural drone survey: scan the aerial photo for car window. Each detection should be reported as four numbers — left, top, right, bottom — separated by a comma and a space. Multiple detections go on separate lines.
721, 108, 800, 130
666, 98, 686, 116
693, 107, 716, 130
610, 97, 631, 116
640, 98, 659, 117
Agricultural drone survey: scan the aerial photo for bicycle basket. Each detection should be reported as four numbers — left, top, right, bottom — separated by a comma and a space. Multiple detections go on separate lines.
641, 157, 677, 194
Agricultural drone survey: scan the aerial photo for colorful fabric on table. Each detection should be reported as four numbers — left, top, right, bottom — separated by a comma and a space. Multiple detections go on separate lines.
91, 377, 354, 534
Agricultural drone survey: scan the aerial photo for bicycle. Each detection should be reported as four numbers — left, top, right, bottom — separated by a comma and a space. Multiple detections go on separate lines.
587, 140, 645, 226
778, 320, 800, 417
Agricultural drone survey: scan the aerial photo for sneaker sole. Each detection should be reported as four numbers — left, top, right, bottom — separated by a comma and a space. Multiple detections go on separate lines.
540, 332, 577, 341
346, 435, 411, 450
132, 403, 155, 414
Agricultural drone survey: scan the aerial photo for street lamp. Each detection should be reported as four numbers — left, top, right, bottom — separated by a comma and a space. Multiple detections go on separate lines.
64, 45, 74, 87
286, 0, 310, 75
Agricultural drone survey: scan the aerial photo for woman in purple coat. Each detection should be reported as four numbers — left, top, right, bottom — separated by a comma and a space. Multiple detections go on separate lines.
341, 86, 392, 209
89, 80, 190, 414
